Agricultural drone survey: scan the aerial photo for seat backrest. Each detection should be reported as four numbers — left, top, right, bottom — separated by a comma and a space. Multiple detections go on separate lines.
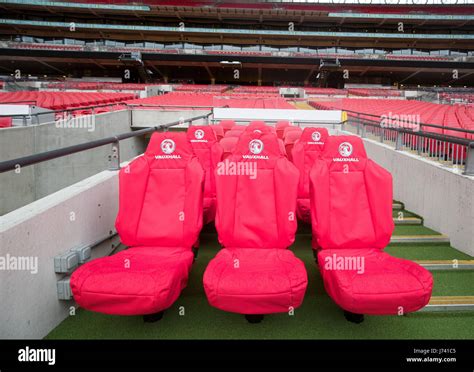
292, 127, 329, 198
283, 126, 302, 140
284, 130, 303, 161
225, 129, 243, 138
116, 132, 204, 248
219, 137, 239, 160
231, 125, 246, 132
215, 131, 299, 249
211, 125, 224, 141
276, 120, 290, 139
218, 120, 235, 133
187, 126, 219, 199
310, 135, 394, 250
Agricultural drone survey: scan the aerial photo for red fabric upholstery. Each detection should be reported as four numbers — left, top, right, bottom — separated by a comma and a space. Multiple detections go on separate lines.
71, 132, 204, 315
187, 126, 219, 224
211, 125, 224, 141
218, 120, 235, 133
291, 127, 329, 223
219, 137, 239, 160
310, 135, 432, 315
204, 131, 307, 314
276, 120, 291, 139
225, 129, 243, 138
284, 129, 303, 161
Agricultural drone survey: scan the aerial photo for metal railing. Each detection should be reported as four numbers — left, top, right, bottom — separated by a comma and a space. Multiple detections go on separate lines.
344, 112, 474, 176
0, 113, 211, 174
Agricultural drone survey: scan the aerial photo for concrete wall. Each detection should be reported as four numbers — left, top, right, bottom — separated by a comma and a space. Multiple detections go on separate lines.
0, 110, 146, 215
131, 109, 210, 128
0, 168, 121, 339
361, 137, 474, 257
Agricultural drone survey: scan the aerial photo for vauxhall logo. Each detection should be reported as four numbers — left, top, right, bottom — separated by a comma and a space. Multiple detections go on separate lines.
308, 130, 324, 145
190, 129, 208, 143
155, 139, 181, 159
333, 142, 359, 162
242, 139, 269, 160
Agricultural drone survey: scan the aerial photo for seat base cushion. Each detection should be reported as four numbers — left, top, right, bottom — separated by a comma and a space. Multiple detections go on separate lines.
71, 246, 194, 315
296, 198, 311, 224
204, 248, 307, 314
318, 249, 433, 315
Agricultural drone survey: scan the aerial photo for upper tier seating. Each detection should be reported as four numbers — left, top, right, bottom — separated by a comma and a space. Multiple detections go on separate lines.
291, 127, 329, 224
204, 131, 307, 316
310, 135, 433, 316
71, 132, 204, 316
187, 126, 222, 224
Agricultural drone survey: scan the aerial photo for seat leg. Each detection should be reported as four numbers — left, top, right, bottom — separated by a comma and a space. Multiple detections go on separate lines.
312, 250, 318, 265
344, 310, 364, 324
143, 311, 164, 323
192, 247, 199, 261
245, 314, 264, 324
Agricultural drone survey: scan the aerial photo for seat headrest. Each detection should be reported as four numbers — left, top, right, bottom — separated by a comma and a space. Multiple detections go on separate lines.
284, 130, 302, 145
276, 120, 290, 130
322, 135, 368, 170
186, 125, 217, 144
283, 126, 302, 138
145, 132, 194, 167
299, 127, 329, 149
218, 120, 235, 130
247, 120, 267, 128
225, 130, 243, 138
233, 131, 282, 166
219, 137, 239, 152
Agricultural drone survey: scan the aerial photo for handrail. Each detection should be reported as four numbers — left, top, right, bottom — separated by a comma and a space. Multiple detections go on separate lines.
343, 108, 474, 135
0, 113, 211, 173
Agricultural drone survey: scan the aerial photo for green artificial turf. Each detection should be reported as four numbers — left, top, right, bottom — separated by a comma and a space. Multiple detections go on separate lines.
46, 221, 474, 340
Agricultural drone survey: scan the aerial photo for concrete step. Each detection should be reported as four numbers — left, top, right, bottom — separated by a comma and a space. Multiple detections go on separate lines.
392, 202, 403, 210
415, 260, 474, 270
418, 296, 474, 312
394, 217, 423, 225
390, 235, 450, 244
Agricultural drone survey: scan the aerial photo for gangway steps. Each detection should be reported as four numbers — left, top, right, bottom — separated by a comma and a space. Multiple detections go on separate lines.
390, 235, 450, 244
418, 296, 474, 312
394, 217, 423, 225
416, 260, 474, 270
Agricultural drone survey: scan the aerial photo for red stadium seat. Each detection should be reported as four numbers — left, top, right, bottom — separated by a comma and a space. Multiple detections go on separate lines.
204, 131, 307, 319
71, 132, 204, 316
276, 120, 291, 139
187, 125, 220, 224
225, 129, 243, 138
218, 119, 236, 133
283, 128, 303, 161
219, 137, 239, 160
291, 127, 329, 223
211, 125, 224, 141
310, 136, 432, 319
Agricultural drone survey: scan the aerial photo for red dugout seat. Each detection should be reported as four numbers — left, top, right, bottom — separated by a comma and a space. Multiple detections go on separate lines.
225, 129, 243, 138
291, 127, 329, 224
276, 120, 291, 139
283, 129, 303, 161
310, 136, 432, 320
219, 137, 239, 160
187, 125, 221, 224
204, 131, 307, 321
211, 125, 224, 141
71, 132, 204, 317
218, 119, 236, 133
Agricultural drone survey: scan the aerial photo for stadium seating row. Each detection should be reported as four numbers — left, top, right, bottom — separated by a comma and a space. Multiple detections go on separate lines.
70, 121, 433, 322
0, 91, 136, 111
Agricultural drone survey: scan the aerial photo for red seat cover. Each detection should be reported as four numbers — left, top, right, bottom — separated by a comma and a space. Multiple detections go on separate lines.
204, 131, 307, 314
71, 132, 204, 315
218, 119, 235, 133
219, 137, 239, 160
284, 130, 303, 161
187, 125, 220, 224
291, 127, 329, 223
276, 120, 291, 139
310, 135, 433, 315
211, 125, 224, 141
